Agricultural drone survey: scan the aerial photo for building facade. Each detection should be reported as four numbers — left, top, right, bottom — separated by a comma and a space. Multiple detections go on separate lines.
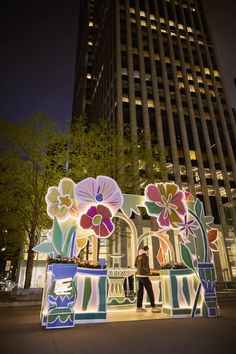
72, 0, 236, 281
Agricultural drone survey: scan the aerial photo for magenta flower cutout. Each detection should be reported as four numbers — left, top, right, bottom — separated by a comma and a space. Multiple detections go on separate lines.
75, 176, 123, 215
145, 182, 186, 229
79, 205, 114, 238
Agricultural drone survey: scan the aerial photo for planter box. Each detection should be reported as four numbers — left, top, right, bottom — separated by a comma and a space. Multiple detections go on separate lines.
41, 264, 107, 328
160, 269, 201, 317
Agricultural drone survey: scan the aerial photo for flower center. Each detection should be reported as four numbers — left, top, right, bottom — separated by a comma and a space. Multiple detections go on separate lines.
59, 194, 72, 208
92, 214, 102, 226
95, 193, 104, 202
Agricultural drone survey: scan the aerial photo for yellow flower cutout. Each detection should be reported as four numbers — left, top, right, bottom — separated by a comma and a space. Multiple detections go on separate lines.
46, 178, 79, 220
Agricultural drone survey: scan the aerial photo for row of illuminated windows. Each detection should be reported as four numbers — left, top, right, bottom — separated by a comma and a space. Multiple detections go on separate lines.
121, 96, 218, 111
121, 66, 220, 88
120, 49, 220, 78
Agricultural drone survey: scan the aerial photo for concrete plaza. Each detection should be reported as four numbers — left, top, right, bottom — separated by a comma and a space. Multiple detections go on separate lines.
0, 301, 236, 354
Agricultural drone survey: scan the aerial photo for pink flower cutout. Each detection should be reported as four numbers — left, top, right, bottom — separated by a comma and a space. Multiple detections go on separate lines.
75, 176, 123, 215
145, 182, 186, 229
79, 205, 114, 238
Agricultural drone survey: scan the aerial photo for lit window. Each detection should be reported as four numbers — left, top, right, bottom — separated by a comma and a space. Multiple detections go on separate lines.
143, 50, 149, 57
140, 11, 146, 17
199, 87, 205, 94
87, 73, 91, 79
209, 90, 216, 97
135, 98, 142, 105
151, 24, 157, 30
148, 100, 154, 107
88, 41, 93, 46
161, 29, 167, 33
171, 32, 176, 37
216, 170, 223, 179
198, 40, 204, 45
134, 71, 140, 78
160, 17, 165, 24
121, 68, 128, 75
178, 23, 184, 30
189, 85, 195, 92
169, 21, 175, 26
165, 57, 170, 63
187, 26, 193, 33
213, 70, 220, 77
189, 150, 197, 160
150, 14, 155, 20
177, 71, 183, 78
141, 20, 147, 27
130, 18, 136, 23
89, 21, 94, 27
204, 68, 210, 75
155, 54, 160, 60
191, 7, 196, 12
129, 7, 135, 14
197, 77, 203, 83
189, 36, 194, 42
187, 74, 193, 80
122, 96, 129, 103
179, 82, 184, 89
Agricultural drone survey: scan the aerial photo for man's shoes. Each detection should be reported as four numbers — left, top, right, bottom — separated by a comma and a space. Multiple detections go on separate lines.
136, 307, 147, 312
151, 307, 161, 313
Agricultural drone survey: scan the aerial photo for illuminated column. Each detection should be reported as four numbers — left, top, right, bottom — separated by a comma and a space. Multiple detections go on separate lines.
163, 0, 196, 196
154, 0, 182, 187
115, 0, 125, 181
125, 0, 140, 193
135, 0, 153, 179
145, 1, 167, 181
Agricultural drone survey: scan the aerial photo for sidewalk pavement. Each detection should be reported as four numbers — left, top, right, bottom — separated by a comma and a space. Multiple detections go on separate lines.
0, 301, 236, 354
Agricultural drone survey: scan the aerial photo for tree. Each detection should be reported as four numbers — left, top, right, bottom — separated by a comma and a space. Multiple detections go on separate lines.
0, 113, 68, 287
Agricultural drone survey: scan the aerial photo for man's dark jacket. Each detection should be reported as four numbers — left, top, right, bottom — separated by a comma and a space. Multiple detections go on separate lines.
135, 250, 150, 276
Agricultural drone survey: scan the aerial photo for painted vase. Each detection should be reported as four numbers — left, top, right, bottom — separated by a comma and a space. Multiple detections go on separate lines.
198, 262, 219, 317
46, 263, 77, 328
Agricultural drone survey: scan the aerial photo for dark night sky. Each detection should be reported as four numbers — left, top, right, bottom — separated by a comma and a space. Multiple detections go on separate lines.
0, 0, 235, 128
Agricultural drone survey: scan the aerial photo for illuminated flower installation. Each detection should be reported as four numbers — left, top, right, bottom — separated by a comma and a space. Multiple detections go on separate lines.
46, 178, 79, 220
75, 175, 123, 215
79, 205, 114, 238
144, 182, 186, 228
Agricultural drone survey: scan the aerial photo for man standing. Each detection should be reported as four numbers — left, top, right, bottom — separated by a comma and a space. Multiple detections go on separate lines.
135, 245, 159, 313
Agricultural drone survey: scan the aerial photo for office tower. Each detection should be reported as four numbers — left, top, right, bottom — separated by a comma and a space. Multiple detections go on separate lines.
72, 0, 236, 281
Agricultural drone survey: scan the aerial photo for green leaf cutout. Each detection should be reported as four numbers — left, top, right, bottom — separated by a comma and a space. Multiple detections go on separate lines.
33, 240, 56, 255
180, 242, 195, 271
194, 199, 202, 218
62, 224, 78, 257
52, 217, 63, 254
145, 201, 162, 216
